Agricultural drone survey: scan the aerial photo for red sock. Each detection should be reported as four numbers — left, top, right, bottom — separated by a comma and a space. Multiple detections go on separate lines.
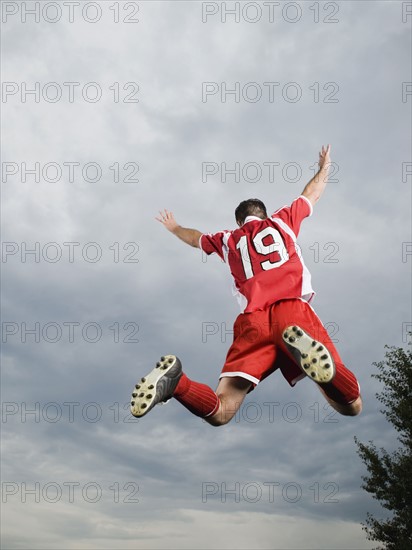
322, 363, 360, 405
173, 373, 220, 418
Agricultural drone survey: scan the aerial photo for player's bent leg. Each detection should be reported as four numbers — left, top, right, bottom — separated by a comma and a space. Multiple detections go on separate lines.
205, 376, 252, 427
281, 323, 362, 416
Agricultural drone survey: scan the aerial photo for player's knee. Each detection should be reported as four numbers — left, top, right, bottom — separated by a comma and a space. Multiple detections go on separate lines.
205, 399, 239, 426
340, 396, 362, 416
348, 396, 362, 416
206, 414, 233, 427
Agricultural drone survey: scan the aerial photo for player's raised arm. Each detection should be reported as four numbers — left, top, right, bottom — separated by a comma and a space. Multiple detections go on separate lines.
156, 209, 202, 248
301, 144, 331, 207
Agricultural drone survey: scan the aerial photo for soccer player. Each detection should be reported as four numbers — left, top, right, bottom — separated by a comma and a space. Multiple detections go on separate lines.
130, 144, 362, 424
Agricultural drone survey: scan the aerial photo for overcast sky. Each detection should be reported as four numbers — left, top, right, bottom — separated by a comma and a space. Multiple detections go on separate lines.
1, 1, 411, 549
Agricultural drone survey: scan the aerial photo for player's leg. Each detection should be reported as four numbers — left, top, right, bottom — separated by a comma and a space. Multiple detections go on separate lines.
130, 355, 251, 424
287, 332, 363, 416
272, 299, 362, 416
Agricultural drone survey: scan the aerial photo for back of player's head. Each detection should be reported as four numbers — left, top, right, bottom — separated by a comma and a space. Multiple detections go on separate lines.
235, 198, 268, 226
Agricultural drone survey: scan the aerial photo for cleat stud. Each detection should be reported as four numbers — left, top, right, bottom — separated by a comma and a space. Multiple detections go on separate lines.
141, 403, 147, 409
141, 377, 146, 383
168, 357, 174, 363
292, 326, 297, 332
283, 332, 289, 339
160, 356, 165, 361
161, 365, 168, 370
132, 393, 137, 398
302, 353, 308, 358
324, 363, 331, 369
146, 394, 152, 399
289, 336, 296, 343
156, 362, 161, 367
135, 384, 140, 390
297, 330, 303, 337
317, 346, 324, 351
312, 341, 316, 347
131, 401, 135, 406
321, 354, 328, 360
148, 384, 154, 389
312, 358, 317, 363
311, 372, 316, 378
139, 392, 144, 397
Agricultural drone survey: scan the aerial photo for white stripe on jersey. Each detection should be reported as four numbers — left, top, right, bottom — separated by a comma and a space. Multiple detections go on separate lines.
271, 217, 298, 242
219, 371, 260, 385
272, 217, 314, 303
271, 195, 313, 217
299, 194, 313, 216
222, 231, 231, 263
231, 283, 248, 313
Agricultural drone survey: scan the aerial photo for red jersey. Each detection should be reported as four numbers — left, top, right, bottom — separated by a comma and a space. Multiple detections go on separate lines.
199, 195, 314, 313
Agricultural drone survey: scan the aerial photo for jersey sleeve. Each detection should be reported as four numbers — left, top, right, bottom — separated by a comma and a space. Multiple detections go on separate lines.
270, 195, 312, 237
200, 231, 230, 261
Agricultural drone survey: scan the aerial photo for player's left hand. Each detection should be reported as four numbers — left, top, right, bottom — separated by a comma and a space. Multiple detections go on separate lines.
318, 144, 331, 170
155, 209, 179, 233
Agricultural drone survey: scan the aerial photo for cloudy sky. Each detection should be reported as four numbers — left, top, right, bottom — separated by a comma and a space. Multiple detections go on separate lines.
1, 0, 411, 548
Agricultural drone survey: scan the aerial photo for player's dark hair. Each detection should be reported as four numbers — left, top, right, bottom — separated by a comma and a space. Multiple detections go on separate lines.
235, 199, 268, 226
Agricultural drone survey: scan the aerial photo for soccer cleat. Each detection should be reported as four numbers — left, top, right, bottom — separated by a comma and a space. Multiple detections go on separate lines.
282, 326, 335, 383
130, 355, 182, 418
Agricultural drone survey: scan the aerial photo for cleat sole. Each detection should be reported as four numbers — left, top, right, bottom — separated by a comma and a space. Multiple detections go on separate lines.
282, 326, 336, 384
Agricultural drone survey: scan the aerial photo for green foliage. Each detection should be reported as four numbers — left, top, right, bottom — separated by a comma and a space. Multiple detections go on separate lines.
354, 343, 412, 549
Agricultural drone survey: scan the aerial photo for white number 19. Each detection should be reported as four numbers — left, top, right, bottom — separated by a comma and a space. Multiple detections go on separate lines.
235, 227, 289, 280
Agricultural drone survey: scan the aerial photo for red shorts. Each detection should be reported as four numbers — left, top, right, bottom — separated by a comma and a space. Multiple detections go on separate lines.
220, 298, 360, 405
